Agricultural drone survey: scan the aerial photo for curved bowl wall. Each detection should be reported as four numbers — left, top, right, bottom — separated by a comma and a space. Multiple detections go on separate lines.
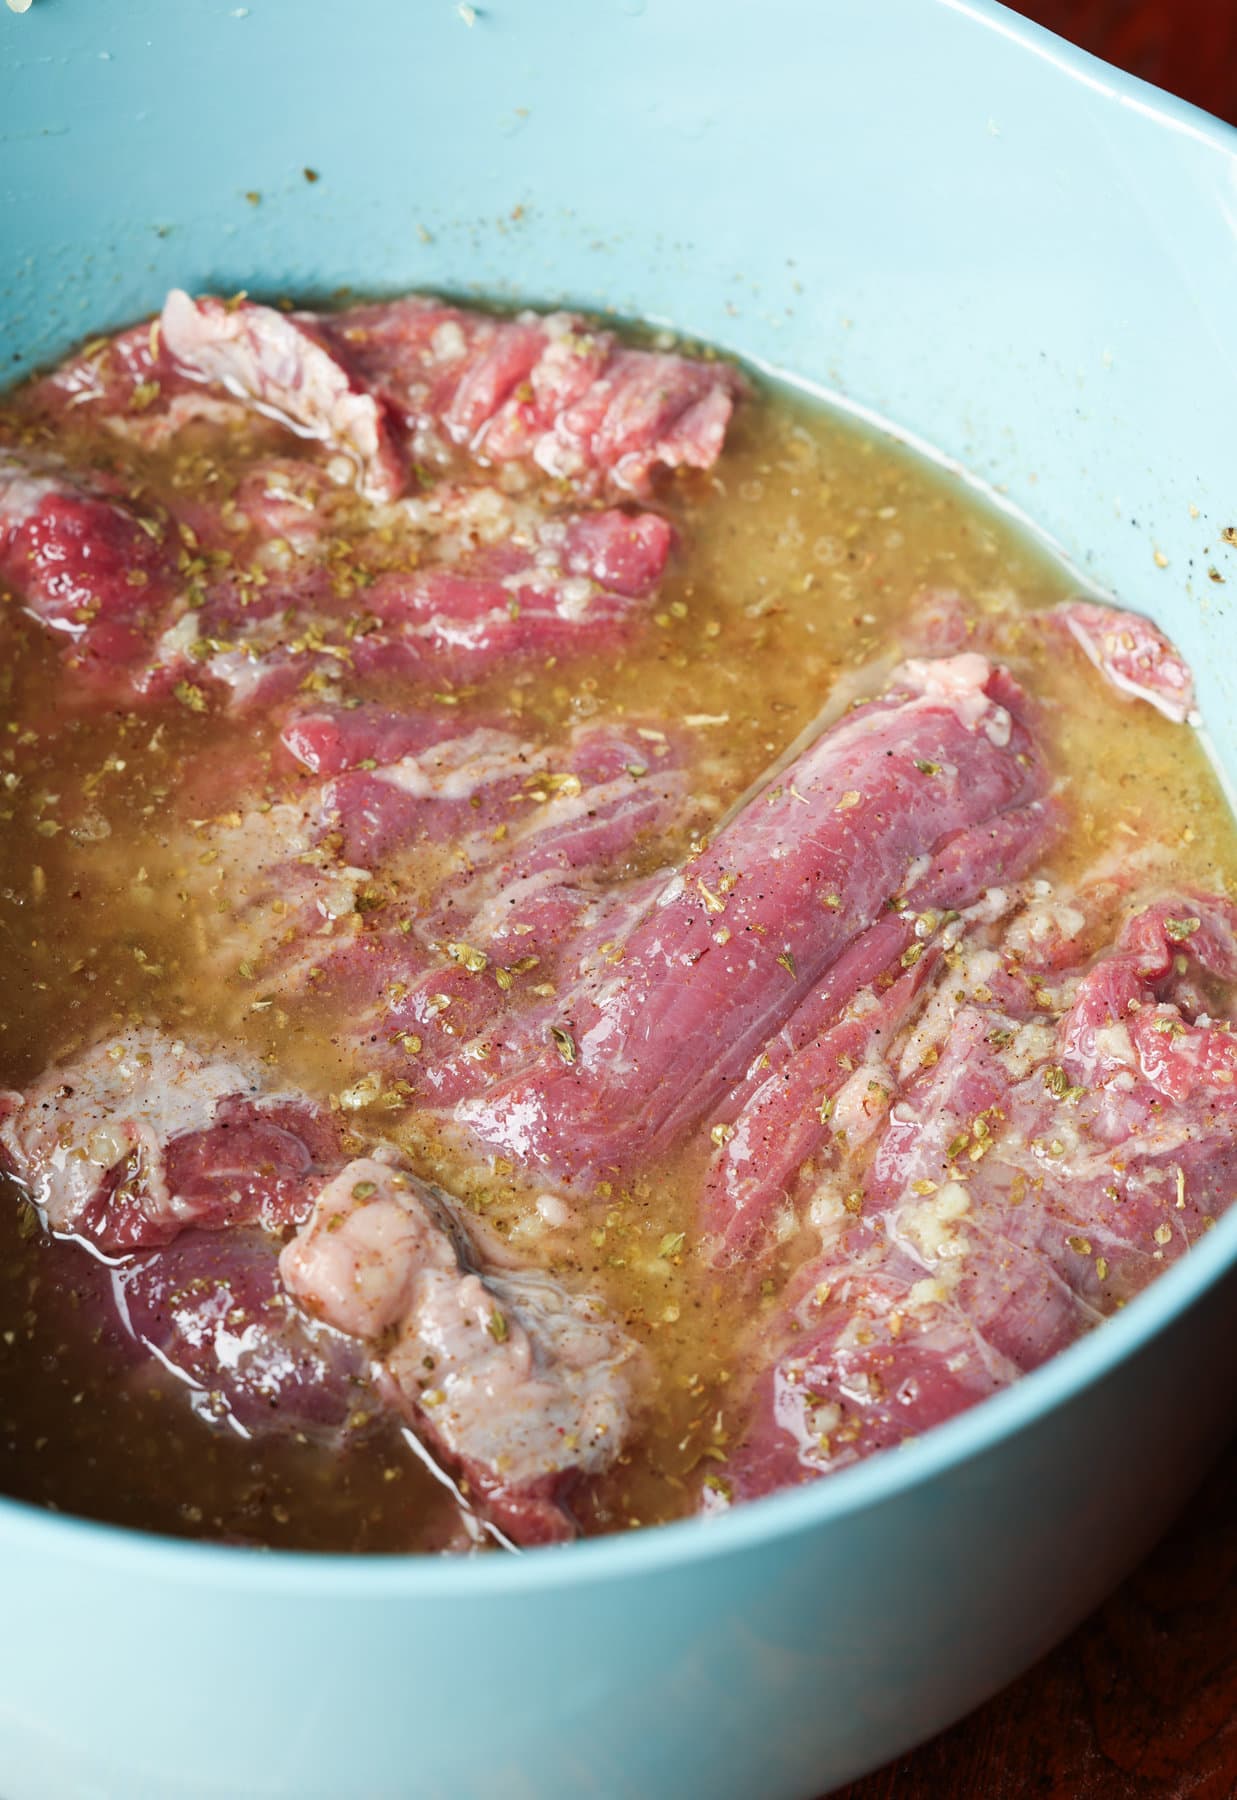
2, 2, 1235, 1795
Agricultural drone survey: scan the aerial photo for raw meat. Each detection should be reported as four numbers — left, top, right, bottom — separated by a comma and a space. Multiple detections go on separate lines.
161, 291, 407, 502
454, 652, 1051, 1182
0, 1029, 341, 1253
3, 1029, 641, 1544
113, 1228, 373, 1443
159, 291, 742, 503
0, 448, 177, 677
283, 1155, 641, 1544
712, 886, 1237, 1505
325, 295, 744, 495
1053, 599, 1195, 723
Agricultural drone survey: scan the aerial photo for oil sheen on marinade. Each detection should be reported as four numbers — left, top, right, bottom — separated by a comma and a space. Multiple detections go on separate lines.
0, 336, 1232, 1551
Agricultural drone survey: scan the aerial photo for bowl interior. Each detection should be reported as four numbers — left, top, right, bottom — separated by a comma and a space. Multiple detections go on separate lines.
1, 0, 1236, 1588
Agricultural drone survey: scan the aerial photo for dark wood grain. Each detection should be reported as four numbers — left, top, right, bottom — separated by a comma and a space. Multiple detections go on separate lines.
1010, 0, 1237, 124
831, 1434, 1237, 1799
833, 10, 1237, 1794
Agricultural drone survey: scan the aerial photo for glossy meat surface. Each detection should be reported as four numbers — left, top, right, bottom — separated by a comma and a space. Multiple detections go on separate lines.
453, 653, 1052, 1180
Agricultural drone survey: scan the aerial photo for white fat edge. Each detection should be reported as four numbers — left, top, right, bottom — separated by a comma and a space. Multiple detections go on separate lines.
210, 643, 329, 711
893, 1178, 974, 1274
499, 561, 598, 622
1061, 609, 1194, 726
403, 612, 495, 656
656, 873, 686, 909
900, 852, 933, 895
373, 729, 542, 800
207, 649, 271, 709
8, 1028, 266, 1229
273, 322, 380, 464
996, 1019, 1060, 1079
102, 391, 249, 450
429, 319, 468, 365
983, 705, 1012, 747
165, 296, 378, 477
506, 769, 656, 852
0, 451, 66, 527
829, 1058, 894, 1149
896, 652, 1007, 736
147, 608, 202, 671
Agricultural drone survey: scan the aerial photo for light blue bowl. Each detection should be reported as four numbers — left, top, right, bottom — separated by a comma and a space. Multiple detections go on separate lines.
3, 3, 1236, 1795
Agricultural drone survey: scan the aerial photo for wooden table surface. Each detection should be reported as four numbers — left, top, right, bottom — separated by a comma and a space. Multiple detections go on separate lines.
835, 7, 1237, 1796
833, 1434, 1237, 1799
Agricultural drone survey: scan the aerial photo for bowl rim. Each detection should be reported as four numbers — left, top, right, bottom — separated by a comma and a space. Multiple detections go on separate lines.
2, 0, 1236, 1598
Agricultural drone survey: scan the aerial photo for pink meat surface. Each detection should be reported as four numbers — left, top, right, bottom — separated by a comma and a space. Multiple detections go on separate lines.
351, 505, 671, 679
282, 702, 462, 777
176, 706, 688, 1077
26, 319, 225, 442
716, 885, 1237, 1507
323, 296, 744, 496
156, 291, 741, 502
161, 291, 406, 502
253, 719, 690, 1104
303, 718, 545, 868
453, 652, 1051, 1183
259, 707, 681, 927
700, 944, 941, 1262
312, 712, 679, 874
7, 300, 699, 715
0, 449, 178, 677
869, 902, 1237, 1338
865, 1006, 1103, 1370
356, 506, 672, 665
113, 1228, 373, 1442
1053, 599, 1196, 723
281, 1155, 641, 1545
146, 500, 671, 711
0, 1029, 342, 1253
